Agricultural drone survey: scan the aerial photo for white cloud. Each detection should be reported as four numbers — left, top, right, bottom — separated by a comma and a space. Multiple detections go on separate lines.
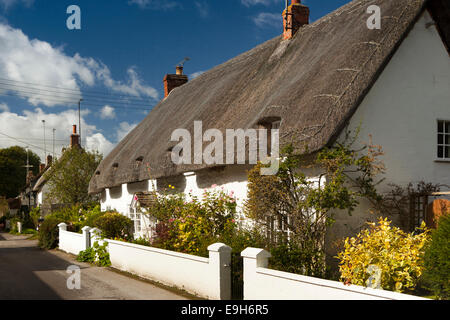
86, 133, 115, 157
0, 108, 115, 159
241, 0, 274, 7
128, 0, 180, 10
89, 63, 159, 100
252, 12, 281, 28
190, 70, 206, 79
195, 1, 209, 18
117, 121, 138, 142
0, 23, 159, 107
0, 102, 9, 112
99, 105, 116, 120
0, 0, 34, 10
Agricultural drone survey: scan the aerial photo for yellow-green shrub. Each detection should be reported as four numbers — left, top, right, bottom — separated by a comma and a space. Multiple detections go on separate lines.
336, 217, 430, 293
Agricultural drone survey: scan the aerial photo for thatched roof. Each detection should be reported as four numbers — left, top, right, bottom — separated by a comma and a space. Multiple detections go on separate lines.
89, 0, 448, 194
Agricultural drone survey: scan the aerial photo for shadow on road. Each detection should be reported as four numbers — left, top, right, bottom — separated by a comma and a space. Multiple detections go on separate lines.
0, 232, 81, 300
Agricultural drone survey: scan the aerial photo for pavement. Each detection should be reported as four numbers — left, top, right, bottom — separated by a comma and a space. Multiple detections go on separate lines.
0, 232, 189, 300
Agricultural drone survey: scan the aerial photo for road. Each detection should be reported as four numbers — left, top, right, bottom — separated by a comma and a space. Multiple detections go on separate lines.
0, 232, 189, 300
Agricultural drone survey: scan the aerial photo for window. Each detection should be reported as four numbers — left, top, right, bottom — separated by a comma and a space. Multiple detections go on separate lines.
437, 120, 450, 160
257, 118, 281, 158
128, 206, 142, 234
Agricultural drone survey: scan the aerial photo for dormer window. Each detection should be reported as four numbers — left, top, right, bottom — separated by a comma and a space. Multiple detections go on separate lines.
437, 120, 450, 160
135, 156, 144, 168
257, 117, 281, 158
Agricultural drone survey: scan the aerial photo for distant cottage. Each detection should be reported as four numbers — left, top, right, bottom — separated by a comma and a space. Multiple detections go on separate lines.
89, 0, 450, 257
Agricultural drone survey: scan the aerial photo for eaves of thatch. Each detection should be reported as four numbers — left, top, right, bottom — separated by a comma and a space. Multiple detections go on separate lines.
89, 0, 449, 194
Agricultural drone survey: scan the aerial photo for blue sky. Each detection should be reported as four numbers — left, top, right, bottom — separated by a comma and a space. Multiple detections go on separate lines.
0, 0, 351, 160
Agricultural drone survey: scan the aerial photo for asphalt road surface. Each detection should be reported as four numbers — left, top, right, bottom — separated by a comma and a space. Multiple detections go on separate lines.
0, 232, 189, 300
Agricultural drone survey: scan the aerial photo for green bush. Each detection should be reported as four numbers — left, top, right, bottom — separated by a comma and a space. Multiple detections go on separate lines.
422, 213, 450, 299
80, 205, 105, 229
76, 241, 111, 267
76, 247, 96, 263
38, 216, 65, 249
269, 239, 327, 278
93, 211, 133, 240
29, 207, 41, 229
8, 217, 21, 234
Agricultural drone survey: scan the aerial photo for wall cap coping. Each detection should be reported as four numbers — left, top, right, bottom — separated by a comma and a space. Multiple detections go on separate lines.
207, 243, 232, 253
90, 227, 102, 236
57, 222, 67, 228
81, 226, 92, 232
241, 247, 271, 259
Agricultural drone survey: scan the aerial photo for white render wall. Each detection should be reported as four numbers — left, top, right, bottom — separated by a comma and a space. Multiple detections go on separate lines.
58, 224, 91, 256
241, 248, 428, 300
341, 11, 450, 190
100, 165, 250, 220
108, 240, 232, 300
325, 11, 450, 259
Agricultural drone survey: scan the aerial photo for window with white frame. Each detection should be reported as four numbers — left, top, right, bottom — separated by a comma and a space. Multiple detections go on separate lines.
437, 120, 450, 160
128, 206, 142, 234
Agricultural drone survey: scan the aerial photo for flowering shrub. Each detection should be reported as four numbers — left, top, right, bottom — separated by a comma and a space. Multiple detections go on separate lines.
336, 218, 430, 293
148, 187, 237, 256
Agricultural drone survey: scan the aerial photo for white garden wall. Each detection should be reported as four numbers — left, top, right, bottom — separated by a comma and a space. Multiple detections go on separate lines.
108, 240, 231, 300
58, 223, 90, 256
241, 248, 428, 300
57, 224, 232, 300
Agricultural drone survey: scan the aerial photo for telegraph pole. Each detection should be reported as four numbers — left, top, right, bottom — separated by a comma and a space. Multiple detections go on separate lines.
52, 128, 56, 159
78, 99, 83, 148
22, 147, 33, 210
42, 120, 46, 159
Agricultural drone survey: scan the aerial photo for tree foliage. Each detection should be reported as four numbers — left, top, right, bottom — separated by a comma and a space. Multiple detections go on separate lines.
422, 213, 450, 299
245, 130, 386, 276
46, 147, 102, 205
0, 146, 40, 198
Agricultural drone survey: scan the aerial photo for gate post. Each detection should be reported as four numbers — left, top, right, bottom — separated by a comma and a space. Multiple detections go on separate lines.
241, 248, 271, 300
81, 226, 91, 251
208, 243, 232, 300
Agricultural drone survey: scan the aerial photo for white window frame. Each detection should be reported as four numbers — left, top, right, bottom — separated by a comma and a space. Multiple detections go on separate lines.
128, 206, 142, 237
437, 120, 450, 161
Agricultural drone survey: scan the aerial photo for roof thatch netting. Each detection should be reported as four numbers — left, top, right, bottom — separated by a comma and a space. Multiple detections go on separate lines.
90, 0, 443, 194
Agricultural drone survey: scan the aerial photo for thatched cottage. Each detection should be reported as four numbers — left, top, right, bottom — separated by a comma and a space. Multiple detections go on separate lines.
89, 0, 450, 254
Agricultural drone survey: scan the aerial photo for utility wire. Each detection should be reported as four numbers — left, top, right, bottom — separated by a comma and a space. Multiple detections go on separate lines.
0, 131, 62, 157
0, 77, 159, 104
0, 91, 153, 111
0, 82, 154, 107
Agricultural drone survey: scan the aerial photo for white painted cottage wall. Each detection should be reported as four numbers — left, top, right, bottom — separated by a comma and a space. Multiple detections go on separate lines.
100, 165, 250, 219
342, 11, 450, 189
325, 11, 450, 260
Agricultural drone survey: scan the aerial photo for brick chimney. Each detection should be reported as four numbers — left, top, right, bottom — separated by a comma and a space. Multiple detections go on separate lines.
283, 0, 309, 40
163, 66, 188, 98
70, 125, 80, 148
